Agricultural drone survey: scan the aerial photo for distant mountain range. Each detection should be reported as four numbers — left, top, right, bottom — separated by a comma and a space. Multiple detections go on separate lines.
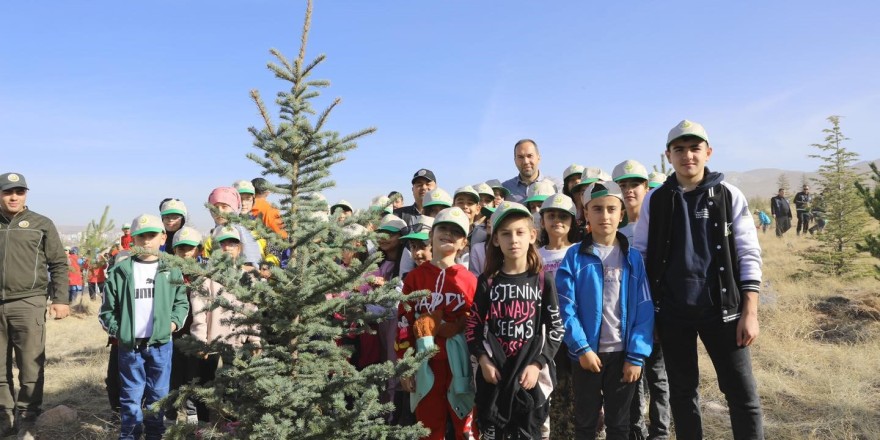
723, 159, 879, 200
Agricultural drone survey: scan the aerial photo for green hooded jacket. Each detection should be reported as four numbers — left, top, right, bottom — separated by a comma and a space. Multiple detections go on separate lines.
99, 257, 189, 349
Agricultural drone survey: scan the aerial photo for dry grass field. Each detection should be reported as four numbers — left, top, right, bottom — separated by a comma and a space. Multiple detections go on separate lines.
30, 232, 880, 439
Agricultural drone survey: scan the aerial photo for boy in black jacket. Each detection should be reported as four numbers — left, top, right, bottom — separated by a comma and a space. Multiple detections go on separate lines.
634, 120, 764, 440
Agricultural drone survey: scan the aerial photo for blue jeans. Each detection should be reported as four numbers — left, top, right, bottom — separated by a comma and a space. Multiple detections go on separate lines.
118, 341, 172, 440
68, 285, 83, 303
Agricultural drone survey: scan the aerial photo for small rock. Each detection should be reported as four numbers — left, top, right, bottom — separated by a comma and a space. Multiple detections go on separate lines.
36, 405, 77, 429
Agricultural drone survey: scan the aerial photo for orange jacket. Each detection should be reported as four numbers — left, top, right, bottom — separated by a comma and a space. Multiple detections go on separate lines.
251, 197, 288, 239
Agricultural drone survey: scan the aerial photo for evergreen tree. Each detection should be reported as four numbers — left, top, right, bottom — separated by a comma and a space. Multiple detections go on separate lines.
80, 205, 115, 255
165, 2, 429, 438
801, 116, 870, 277
652, 153, 670, 175
776, 172, 791, 194
855, 162, 880, 278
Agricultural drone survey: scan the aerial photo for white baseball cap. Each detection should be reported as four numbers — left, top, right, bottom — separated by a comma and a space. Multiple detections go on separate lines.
433, 207, 470, 236
172, 227, 203, 248
612, 160, 649, 182
539, 193, 576, 216
130, 214, 165, 236
667, 119, 709, 146
423, 188, 453, 209
583, 181, 625, 206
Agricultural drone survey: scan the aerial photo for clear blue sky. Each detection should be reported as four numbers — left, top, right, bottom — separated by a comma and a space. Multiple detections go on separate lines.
2, 1, 878, 230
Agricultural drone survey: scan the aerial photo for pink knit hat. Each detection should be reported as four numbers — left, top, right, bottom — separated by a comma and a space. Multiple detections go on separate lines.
208, 187, 241, 213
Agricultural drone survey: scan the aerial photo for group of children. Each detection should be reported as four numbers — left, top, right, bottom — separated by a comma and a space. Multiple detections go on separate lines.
99, 185, 269, 439
97, 119, 765, 440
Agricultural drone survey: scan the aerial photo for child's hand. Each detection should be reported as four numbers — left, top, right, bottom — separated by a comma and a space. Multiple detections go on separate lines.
400, 376, 416, 393
171, 322, 178, 333
519, 364, 541, 390
578, 351, 602, 372
479, 355, 501, 384
369, 276, 386, 287
621, 362, 642, 383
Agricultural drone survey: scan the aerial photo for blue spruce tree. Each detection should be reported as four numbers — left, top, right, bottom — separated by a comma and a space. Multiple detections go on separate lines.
164, 2, 429, 438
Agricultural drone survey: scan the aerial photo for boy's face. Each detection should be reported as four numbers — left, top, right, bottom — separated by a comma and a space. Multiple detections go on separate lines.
492, 216, 536, 261
133, 231, 166, 253
453, 194, 479, 224
431, 223, 467, 257
617, 179, 648, 212
335, 209, 352, 224
571, 186, 586, 214
584, 196, 624, 238
259, 264, 272, 279
526, 201, 542, 214
219, 238, 242, 259
479, 194, 494, 208
174, 244, 199, 259
666, 138, 712, 180
392, 197, 404, 209
162, 214, 184, 233
423, 205, 444, 218
0, 188, 27, 216
409, 240, 432, 266
240, 193, 255, 213
565, 176, 582, 193
212, 203, 236, 225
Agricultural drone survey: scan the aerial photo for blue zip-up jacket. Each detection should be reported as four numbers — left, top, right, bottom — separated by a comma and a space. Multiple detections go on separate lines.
555, 232, 654, 366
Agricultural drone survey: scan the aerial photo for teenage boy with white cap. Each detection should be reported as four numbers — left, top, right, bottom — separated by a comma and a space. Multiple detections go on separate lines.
100, 214, 190, 440
556, 181, 655, 440
612, 160, 671, 440
634, 120, 764, 440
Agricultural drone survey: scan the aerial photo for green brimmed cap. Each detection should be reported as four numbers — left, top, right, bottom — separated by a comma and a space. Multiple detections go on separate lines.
562, 164, 585, 182
433, 207, 469, 236
233, 180, 256, 195
453, 185, 480, 203
159, 199, 187, 217
330, 199, 353, 213
667, 119, 709, 146
377, 214, 407, 234
647, 171, 667, 189
523, 180, 556, 204
612, 160, 649, 182
572, 167, 612, 191
539, 193, 576, 216
486, 179, 510, 196
172, 227, 203, 248
401, 216, 434, 241
422, 188, 453, 209
583, 181, 624, 206
212, 225, 242, 242
473, 182, 494, 197
490, 201, 531, 230
130, 214, 165, 236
